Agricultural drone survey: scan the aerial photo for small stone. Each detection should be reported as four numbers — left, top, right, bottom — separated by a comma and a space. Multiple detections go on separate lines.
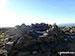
32, 51, 37, 54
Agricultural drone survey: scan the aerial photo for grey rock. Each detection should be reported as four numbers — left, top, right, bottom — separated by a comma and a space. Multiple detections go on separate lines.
16, 51, 30, 56
5, 42, 14, 51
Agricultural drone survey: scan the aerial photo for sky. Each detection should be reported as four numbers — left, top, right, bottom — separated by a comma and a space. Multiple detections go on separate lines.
0, 0, 75, 27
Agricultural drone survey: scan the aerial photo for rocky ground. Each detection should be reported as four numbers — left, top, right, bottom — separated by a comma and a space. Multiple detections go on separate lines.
0, 23, 75, 56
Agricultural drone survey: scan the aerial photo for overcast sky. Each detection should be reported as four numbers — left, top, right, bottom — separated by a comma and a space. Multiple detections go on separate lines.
0, 0, 75, 27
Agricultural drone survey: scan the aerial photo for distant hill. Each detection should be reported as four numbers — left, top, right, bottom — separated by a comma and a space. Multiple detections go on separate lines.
0, 27, 12, 30
58, 23, 75, 27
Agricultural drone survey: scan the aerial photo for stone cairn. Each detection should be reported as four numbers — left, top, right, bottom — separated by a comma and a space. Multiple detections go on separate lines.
2, 23, 71, 56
